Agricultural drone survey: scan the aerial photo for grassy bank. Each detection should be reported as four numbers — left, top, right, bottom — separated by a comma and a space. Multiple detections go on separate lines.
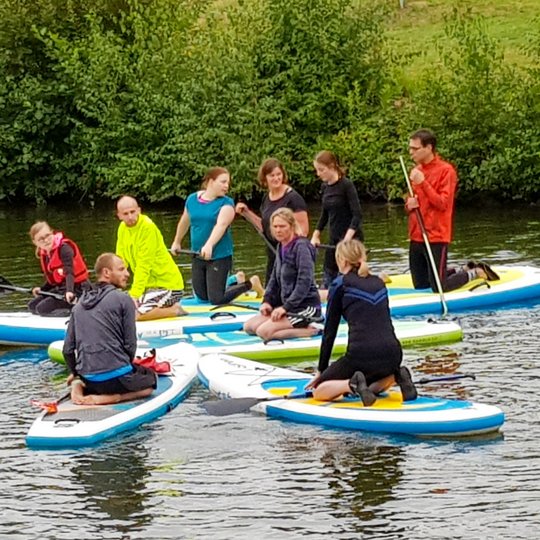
387, 0, 538, 69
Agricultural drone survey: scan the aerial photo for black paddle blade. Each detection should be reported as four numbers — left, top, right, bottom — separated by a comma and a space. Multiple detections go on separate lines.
0, 276, 14, 296
202, 397, 262, 416
0, 275, 13, 287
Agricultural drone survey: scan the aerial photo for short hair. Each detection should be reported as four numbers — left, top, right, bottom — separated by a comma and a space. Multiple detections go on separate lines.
29, 221, 51, 240
257, 158, 288, 188
410, 129, 437, 151
202, 167, 229, 188
269, 207, 302, 236
314, 150, 345, 178
116, 195, 139, 212
94, 252, 120, 277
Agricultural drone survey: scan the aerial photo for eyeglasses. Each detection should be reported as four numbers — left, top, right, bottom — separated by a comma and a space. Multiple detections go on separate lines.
35, 232, 53, 243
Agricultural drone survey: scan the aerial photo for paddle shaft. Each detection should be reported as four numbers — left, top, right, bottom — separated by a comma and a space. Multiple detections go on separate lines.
170, 248, 200, 257
202, 391, 312, 416
399, 156, 448, 317
239, 209, 278, 256
0, 280, 65, 300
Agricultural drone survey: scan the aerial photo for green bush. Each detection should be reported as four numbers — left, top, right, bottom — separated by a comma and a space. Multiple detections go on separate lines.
0, 1, 538, 203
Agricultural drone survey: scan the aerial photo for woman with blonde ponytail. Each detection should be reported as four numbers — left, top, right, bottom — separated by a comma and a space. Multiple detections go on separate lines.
307, 239, 417, 406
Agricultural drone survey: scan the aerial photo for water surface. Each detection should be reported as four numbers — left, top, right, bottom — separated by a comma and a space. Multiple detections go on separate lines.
1, 202, 539, 539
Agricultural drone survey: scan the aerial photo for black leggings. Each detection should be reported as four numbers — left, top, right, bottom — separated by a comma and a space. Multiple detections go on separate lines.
409, 241, 470, 292
191, 255, 251, 305
28, 282, 89, 316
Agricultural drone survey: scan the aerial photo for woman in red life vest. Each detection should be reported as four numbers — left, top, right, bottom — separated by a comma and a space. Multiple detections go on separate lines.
28, 221, 90, 316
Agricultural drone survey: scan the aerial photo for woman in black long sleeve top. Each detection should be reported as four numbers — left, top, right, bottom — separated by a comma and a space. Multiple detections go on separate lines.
310, 151, 364, 288
307, 239, 417, 406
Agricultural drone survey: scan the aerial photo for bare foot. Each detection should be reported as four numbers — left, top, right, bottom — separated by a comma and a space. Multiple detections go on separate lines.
70, 380, 86, 404
476, 267, 487, 280
175, 304, 188, 316
77, 393, 121, 405
235, 271, 246, 284
249, 275, 265, 298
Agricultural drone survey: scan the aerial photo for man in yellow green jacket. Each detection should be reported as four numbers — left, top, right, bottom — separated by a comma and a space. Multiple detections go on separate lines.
116, 196, 186, 320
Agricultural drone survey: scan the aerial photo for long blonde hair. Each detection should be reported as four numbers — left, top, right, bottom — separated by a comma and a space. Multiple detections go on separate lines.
335, 239, 370, 278
270, 207, 302, 236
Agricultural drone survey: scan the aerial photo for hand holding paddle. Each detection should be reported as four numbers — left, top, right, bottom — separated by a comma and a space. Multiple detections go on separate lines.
399, 156, 448, 317
0, 275, 64, 300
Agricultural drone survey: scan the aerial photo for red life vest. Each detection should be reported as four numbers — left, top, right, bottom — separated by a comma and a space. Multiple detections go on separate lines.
39, 233, 89, 286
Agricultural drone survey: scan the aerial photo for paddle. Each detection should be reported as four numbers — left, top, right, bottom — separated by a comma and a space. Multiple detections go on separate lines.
0, 275, 65, 300
399, 156, 449, 317
30, 390, 71, 414
238, 208, 278, 256
170, 248, 200, 257
210, 302, 260, 312
202, 391, 312, 416
202, 373, 477, 416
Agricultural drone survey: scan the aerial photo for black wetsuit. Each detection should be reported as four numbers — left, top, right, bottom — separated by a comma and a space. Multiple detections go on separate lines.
317, 271, 402, 385
315, 178, 363, 287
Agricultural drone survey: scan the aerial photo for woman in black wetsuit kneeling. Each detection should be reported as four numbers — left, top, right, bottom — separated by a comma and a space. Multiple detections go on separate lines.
307, 239, 417, 406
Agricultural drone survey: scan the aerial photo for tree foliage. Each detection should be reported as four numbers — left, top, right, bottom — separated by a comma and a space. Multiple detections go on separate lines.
0, 1, 538, 204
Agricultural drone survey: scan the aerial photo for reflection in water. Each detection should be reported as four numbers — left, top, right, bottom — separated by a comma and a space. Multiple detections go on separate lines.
321, 441, 403, 523
69, 441, 153, 529
275, 433, 404, 534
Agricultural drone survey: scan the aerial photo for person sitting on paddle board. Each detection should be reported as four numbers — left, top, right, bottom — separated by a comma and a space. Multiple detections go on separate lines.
116, 195, 187, 320
171, 166, 264, 304
28, 221, 91, 316
405, 129, 496, 291
63, 253, 157, 406
235, 158, 309, 285
307, 239, 417, 406
244, 208, 322, 341
310, 151, 364, 289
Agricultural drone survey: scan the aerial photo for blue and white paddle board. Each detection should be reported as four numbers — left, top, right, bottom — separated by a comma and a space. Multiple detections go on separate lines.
388, 265, 540, 316
26, 343, 199, 448
0, 294, 258, 346
198, 355, 504, 437
47, 318, 463, 364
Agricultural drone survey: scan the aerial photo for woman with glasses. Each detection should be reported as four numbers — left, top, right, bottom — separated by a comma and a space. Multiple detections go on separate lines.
28, 221, 91, 316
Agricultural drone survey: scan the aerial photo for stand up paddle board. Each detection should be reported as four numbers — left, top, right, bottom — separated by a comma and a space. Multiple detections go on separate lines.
0, 294, 258, 346
198, 355, 504, 437
47, 318, 463, 364
388, 265, 540, 316
26, 343, 199, 448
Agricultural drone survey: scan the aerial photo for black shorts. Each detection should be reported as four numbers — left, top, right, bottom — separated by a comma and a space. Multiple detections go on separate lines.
82, 365, 157, 395
287, 306, 323, 328
317, 349, 402, 386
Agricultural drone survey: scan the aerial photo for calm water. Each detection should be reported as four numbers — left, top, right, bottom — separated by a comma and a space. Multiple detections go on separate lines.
1, 201, 540, 539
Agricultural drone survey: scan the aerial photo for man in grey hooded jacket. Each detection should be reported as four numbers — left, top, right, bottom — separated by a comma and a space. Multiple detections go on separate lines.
63, 252, 156, 405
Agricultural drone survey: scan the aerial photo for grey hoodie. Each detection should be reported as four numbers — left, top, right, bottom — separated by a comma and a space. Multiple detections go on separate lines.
63, 283, 137, 377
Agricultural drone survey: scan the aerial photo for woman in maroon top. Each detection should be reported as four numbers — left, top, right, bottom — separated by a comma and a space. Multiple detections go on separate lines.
236, 158, 309, 284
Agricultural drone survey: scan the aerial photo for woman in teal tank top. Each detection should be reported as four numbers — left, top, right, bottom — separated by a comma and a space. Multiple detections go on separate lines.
171, 167, 264, 304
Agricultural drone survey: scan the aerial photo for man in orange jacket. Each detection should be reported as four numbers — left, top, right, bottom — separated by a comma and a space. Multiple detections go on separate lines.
405, 129, 488, 291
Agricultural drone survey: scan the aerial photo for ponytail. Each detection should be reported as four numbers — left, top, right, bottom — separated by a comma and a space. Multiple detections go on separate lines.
335, 239, 370, 277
